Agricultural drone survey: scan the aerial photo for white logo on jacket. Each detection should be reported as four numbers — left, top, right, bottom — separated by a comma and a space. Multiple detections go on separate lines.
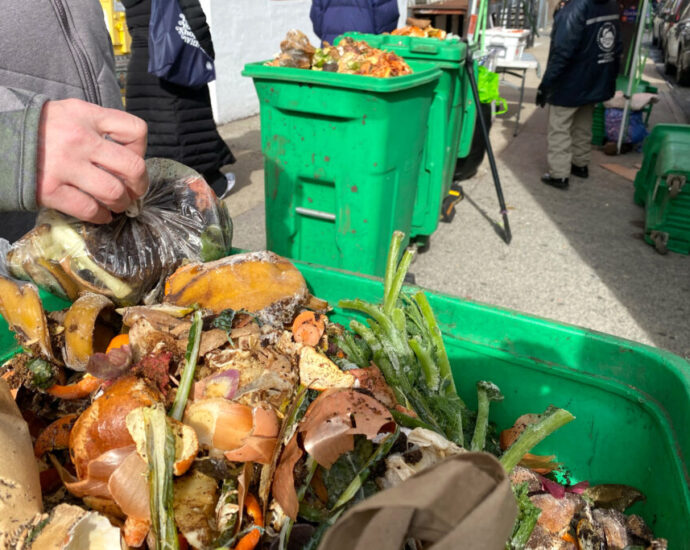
597, 21, 617, 63
597, 22, 616, 51
175, 13, 201, 49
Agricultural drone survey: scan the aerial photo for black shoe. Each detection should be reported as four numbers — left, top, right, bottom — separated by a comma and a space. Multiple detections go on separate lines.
571, 164, 589, 178
541, 173, 569, 189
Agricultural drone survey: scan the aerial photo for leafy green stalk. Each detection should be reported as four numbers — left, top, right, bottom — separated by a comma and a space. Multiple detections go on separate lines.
384, 247, 415, 316
340, 299, 411, 366
351, 323, 438, 433
350, 320, 409, 407
169, 309, 203, 421
471, 381, 504, 452
413, 292, 459, 402
383, 230, 405, 308
506, 483, 541, 549
408, 337, 439, 392
142, 404, 179, 550
390, 409, 436, 431
500, 407, 575, 473
364, 315, 416, 384
331, 428, 400, 511
428, 394, 464, 447
335, 331, 370, 368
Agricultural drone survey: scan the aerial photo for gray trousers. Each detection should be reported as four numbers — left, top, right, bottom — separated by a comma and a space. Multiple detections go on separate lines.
547, 104, 594, 178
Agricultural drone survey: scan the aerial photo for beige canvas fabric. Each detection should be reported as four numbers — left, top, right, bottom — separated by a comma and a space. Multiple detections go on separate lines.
547, 103, 595, 178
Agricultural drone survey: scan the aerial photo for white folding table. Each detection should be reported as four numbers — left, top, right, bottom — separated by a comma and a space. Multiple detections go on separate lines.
493, 52, 541, 136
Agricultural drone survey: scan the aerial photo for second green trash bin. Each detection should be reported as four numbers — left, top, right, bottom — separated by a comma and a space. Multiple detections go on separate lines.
242, 60, 440, 277
340, 33, 468, 242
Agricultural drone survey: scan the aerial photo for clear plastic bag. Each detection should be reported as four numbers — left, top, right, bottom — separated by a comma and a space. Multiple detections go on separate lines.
7, 158, 233, 306
266, 29, 316, 69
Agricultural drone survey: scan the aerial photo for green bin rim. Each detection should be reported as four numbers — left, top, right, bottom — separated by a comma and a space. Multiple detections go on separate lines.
241, 59, 441, 92
338, 32, 466, 63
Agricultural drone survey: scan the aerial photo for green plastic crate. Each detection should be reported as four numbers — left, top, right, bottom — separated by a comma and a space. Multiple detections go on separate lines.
242, 60, 440, 277
633, 123, 690, 254
339, 33, 467, 239
3, 263, 689, 546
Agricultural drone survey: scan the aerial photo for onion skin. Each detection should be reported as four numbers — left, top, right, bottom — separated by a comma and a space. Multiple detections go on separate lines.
193, 369, 240, 401
183, 398, 279, 464
69, 376, 162, 478
108, 450, 150, 520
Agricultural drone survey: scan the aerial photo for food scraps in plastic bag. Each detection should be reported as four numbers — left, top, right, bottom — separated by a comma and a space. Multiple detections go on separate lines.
6, 158, 233, 307
265, 29, 316, 69
266, 31, 412, 77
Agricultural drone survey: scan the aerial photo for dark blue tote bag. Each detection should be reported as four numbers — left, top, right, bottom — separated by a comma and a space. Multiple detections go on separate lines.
148, 0, 215, 88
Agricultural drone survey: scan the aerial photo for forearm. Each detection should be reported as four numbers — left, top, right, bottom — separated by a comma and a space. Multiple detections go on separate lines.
0, 87, 48, 212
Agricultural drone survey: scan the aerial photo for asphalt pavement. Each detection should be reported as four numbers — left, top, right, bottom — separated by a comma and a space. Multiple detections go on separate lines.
225, 36, 690, 360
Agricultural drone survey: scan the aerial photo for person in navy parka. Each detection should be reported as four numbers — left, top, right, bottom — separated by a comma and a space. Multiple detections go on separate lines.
310, 0, 400, 45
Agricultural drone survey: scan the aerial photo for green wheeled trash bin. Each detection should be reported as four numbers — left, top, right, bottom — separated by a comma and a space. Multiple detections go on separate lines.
339, 34, 468, 245
633, 123, 690, 255
242, 61, 440, 277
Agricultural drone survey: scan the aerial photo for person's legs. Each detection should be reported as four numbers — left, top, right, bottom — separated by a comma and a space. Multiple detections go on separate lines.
547, 104, 577, 179
571, 104, 594, 169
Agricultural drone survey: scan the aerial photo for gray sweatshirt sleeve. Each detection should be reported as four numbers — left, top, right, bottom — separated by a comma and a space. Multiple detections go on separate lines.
0, 87, 49, 212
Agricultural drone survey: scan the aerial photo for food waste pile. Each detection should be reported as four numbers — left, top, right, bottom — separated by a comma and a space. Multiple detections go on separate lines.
0, 230, 667, 550
266, 31, 412, 78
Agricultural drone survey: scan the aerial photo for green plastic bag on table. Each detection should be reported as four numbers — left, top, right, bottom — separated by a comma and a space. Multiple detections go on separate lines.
477, 65, 508, 115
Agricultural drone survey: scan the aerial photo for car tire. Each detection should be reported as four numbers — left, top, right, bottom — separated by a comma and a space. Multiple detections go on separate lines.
677, 52, 690, 85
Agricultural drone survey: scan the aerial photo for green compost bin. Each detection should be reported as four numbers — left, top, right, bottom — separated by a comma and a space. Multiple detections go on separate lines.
1, 263, 689, 547
242, 60, 440, 277
633, 123, 690, 254
339, 33, 468, 240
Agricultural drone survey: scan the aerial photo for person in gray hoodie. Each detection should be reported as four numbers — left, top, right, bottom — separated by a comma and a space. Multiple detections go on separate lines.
0, 0, 149, 240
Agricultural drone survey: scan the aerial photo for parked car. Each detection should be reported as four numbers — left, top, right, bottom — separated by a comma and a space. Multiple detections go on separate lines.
661, 0, 690, 51
653, 0, 676, 45
665, 1, 690, 83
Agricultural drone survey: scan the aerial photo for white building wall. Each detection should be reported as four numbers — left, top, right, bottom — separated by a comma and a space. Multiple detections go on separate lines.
205, 0, 410, 123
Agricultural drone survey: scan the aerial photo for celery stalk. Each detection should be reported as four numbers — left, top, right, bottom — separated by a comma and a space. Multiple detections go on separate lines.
169, 309, 203, 421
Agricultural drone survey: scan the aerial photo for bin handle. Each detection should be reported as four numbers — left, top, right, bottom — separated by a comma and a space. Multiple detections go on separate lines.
410, 44, 439, 54
296, 207, 336, 222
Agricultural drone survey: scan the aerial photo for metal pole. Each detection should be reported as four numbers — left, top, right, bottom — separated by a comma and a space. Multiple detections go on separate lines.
465, 50, 512, 244
617, 0, 649, 154
468, 0, 480, 45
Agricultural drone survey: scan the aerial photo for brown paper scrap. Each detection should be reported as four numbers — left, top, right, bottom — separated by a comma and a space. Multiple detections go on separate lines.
0, 379, 42, 545
319, 452, 517, 550
600, 163, 638, 182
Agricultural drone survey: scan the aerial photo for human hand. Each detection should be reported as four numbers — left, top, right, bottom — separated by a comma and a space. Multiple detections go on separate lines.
535, 85, 547, 108
36, 98, 149, 224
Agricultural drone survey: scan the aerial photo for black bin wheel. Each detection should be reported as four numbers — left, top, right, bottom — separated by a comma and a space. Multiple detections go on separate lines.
650, 231, 669, 255
441, 195, 457, 223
